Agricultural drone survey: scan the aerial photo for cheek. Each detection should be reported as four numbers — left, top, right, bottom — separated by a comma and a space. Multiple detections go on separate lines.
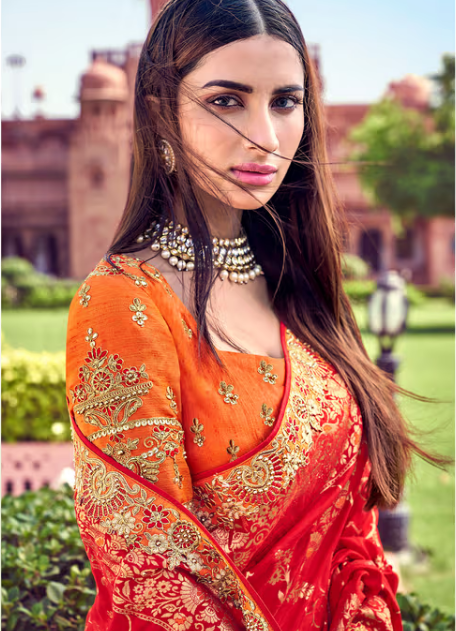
277, 114, 304, 159
181, 110, 233, 164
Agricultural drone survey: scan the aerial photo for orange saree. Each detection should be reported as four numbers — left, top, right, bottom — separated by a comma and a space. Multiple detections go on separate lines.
66, 254, 403, 631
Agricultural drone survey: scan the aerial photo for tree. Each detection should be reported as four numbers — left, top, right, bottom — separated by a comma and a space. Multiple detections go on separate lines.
350, 55, 455, 221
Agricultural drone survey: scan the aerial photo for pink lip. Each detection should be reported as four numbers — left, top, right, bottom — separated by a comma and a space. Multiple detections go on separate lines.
231, 163, 277, 186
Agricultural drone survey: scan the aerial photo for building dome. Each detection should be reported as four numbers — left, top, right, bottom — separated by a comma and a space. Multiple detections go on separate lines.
385, 73, 432, 110
79, 59, 128, 102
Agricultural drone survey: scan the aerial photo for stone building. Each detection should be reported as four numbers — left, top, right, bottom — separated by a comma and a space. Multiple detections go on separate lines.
2, 1, 454, 285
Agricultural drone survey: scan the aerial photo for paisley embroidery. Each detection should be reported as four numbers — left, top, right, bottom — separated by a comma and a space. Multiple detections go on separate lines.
70, 329, 186, 488
129, 298, 148, 327
78, 282, 91, 308
190, 418, 205, 447
73, 431, 272, 630
71, 328, 153, 431
260, 403, 275, 427
257, 360, 277, 385
218, 381, 239, 405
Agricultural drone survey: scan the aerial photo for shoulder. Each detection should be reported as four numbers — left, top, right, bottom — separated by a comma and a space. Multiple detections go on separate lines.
69, 254, 174, 319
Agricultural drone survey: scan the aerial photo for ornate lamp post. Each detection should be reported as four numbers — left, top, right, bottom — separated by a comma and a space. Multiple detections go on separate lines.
368, 270, 410, 552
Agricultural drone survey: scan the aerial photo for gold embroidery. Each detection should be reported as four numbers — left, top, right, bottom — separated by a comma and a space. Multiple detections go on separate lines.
71, 329, 153, 430
70, 329, 186, 488
73, 435, 271, 629
129, 298, 148, 327
258, 360, 277, 384
166, 386, 178, 414
190, 418, 205, 447
260, 403, 275, 427
182, 319, 193, 338
218, 381, 239, 405
227, 439, 240, 462
78, 283, 91, 308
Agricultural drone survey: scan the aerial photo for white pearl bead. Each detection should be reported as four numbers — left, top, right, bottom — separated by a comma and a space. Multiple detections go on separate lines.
169, 256, 178, 266
161, 250, 171, 259
229, 271, 238, 282
151, 242, 160, 251
186, 261, 195, 271
177, 259, 186, 271
249, 269, 256, 280
136, 235, 144, 243
219, 269, 229, 281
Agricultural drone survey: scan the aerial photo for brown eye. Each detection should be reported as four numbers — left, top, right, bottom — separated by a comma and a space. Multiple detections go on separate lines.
208, 95, 241, 108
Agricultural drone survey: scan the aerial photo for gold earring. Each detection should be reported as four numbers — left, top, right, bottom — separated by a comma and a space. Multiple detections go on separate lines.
158, 138, 176, 175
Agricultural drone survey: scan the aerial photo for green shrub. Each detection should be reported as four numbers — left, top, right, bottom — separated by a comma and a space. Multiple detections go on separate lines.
342, 253, 371, 280
1, 345, 69, 442
397, 593, 455, 631
344, 279, 426, 307
1, 257, 80, 310
421, 279, 455, 303
1, 485, 95, 631
343, 279, 377, 303
406, 284, 427, 307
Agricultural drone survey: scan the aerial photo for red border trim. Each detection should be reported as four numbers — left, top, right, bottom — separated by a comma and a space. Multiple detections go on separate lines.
193, 321, 292, 482
71, 416, 283, 631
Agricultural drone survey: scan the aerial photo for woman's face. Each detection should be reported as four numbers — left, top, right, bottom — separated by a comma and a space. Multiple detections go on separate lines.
177, 34, 305, 211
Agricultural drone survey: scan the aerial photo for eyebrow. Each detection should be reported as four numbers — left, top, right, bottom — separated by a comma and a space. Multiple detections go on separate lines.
201, 80, 304, 95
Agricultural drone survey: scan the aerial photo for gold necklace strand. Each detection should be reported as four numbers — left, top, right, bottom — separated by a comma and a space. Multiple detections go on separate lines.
136, 219, 263, 284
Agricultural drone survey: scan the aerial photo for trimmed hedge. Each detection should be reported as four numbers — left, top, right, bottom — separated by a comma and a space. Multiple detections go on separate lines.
2, 485, 454, 631
342, 253, 371, 280
343, 280, 426, 307
2, 257, 80, 309
1, 344, 69, 443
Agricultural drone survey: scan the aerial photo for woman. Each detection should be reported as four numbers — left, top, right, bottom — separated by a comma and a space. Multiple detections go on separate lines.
66, 1, 446, 629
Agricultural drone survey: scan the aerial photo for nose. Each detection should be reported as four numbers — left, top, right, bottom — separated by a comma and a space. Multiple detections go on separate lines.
243, 107, 279, 155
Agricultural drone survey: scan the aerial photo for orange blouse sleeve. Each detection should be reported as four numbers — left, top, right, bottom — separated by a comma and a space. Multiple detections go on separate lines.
66, 264, 192, 504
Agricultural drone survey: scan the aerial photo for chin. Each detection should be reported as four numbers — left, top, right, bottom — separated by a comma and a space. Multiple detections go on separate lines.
211, 187, 276, 210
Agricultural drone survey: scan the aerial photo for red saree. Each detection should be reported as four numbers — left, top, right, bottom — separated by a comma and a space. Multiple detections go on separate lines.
66, 255, 402, 631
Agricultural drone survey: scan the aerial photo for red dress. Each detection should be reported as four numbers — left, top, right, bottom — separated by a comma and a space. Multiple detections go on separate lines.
66, 254, 402, 630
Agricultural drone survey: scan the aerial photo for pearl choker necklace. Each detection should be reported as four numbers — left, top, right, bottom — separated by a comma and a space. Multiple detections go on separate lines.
136, 219, 263, 284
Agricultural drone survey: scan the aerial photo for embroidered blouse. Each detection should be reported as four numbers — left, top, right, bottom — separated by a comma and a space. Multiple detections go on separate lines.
66, 254, 402, 631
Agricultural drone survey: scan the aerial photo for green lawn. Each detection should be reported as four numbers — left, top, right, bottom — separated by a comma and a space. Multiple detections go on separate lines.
2, 300, 455, 612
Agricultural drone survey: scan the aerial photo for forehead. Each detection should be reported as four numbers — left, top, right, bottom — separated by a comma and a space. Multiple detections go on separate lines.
186, 34, 304, 88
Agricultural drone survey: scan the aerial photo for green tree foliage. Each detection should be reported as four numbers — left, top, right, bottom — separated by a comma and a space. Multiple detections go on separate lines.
350, 55, 455, 220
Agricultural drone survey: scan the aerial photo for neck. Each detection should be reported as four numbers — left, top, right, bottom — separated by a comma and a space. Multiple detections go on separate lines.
173, 188, 243, 240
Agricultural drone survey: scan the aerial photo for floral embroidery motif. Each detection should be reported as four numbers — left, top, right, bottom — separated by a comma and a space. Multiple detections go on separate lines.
258, 360, 277, 385
73, 434, 271, 629
78, 283, 91, 308
190, 418, 205, 447
218, 381, 239, 405
182, 319, 193, 338
191, 331, 345, 540
167, 386, 178, 414
129, 298, 148, 327
71, 329, 186, 487
260, 403, 275, 427
227, 439, 240, 462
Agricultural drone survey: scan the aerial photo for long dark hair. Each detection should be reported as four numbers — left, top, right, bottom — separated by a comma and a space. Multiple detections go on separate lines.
107, 0, 451, 510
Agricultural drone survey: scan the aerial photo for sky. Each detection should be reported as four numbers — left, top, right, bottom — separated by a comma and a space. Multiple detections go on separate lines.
2, 0, 454, 120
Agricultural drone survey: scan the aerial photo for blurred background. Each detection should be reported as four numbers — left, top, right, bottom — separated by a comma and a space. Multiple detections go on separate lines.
1, 1, 454, 629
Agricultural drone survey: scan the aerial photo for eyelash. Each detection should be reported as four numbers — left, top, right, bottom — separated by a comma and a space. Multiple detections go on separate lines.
207, 94, 303, 111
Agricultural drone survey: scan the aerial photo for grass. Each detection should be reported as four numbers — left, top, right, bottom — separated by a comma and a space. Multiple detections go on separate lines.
2, 299, 454, 612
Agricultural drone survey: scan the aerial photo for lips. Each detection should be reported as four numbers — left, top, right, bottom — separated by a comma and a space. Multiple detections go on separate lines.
230, 163, 277, 186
